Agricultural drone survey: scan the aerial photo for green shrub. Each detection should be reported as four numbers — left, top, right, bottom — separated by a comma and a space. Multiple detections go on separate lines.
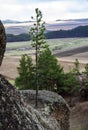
15, 54, 35, 90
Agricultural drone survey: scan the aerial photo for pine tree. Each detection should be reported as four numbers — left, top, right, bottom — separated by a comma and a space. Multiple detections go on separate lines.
72, 59, 80, 75
15, 54, 35, 90
84, 63, 88, 76
38, 48, 64, 91
29, 8, 47, 107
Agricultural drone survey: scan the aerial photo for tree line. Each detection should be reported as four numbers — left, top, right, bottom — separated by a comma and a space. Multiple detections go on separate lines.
46, 25, 88, 39
7, 33, 30, 42
7, 25, 88, 42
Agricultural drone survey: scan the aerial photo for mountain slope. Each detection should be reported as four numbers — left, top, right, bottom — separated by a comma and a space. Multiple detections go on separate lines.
6, 25, 88, 42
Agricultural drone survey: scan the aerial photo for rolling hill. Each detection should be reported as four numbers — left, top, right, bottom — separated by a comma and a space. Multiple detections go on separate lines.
6, 25, 88, 42
3, 18, 88, 35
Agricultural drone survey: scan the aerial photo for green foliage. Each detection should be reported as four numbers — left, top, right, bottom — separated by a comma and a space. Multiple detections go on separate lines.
29, 8, 47, 51
38, 48, 80, 94
15, 48, 80, 95
29, 8, 47, 107
61, 59, 80, 95
38, 47, 64, 91
62, 71, 79, 95
15, 54, 35, 90
15, 50, 80, 95
7, 33, 30, 42
82, 63, 88, 88
72, 59, 80, 74
84, 63, 88, 76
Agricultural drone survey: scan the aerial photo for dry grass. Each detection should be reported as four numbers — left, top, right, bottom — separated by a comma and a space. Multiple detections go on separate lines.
0, 56, 20, 79
57, 55, 87, 73
0, 52, 88, 80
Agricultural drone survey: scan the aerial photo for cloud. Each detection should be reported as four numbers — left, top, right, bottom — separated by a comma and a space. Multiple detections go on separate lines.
39, 0, 88, 20
0, 0, 88, 21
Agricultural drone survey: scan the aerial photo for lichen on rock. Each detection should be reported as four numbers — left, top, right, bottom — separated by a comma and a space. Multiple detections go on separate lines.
0, 20, 6, 66
20, 90, 70, 130
0, 74, 61, 130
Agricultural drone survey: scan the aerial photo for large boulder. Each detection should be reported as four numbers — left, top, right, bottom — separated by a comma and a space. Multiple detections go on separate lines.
0, 74, 66, 130
0, 20, 6, 66
20, 90, 70, 130
0, 74, 70, 130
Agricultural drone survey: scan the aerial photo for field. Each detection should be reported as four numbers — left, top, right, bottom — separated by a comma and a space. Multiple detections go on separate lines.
6, 38, 88, 56
0, 37, 88, 80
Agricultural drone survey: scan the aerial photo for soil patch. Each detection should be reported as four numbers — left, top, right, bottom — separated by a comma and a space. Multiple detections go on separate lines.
70, 101, 88, 130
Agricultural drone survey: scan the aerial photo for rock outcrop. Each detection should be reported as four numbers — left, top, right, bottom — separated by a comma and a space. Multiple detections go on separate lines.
0, 20, 6, 66
0, 74, 60, 130
20, 90, 70, 130
0, 74, 70, 130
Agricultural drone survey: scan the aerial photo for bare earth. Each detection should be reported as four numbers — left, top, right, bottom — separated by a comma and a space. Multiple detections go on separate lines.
0, 56, 20, 79
70, 101, 88, 130
0, 52, 88, 79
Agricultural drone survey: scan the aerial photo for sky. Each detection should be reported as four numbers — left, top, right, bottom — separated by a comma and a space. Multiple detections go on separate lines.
0, 0, 88, 21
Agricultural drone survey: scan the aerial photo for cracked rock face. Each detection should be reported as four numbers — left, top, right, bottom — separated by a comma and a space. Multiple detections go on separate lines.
0, 74, 61, 130
0, 20, 6, 66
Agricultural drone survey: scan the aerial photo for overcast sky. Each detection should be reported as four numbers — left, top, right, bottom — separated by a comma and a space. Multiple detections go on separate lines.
0, 0, 88, 21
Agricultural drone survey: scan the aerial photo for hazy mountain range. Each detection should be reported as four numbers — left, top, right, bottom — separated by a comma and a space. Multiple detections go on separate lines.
3, 18, 88, 35
2, 19, 34, 24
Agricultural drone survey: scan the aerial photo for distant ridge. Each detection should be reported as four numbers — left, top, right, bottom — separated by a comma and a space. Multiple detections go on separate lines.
2, 19, 34, 24
3, 18, 88, 35
6, 25, 88, 42
46, 25, 88, 39
3, 18, 88, 24
56, 18, 88, 22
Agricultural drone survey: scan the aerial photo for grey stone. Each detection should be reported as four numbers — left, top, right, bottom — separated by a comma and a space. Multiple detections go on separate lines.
0, 74, 61, 130
0, 20, 6, 66
20, 90, 70, 130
